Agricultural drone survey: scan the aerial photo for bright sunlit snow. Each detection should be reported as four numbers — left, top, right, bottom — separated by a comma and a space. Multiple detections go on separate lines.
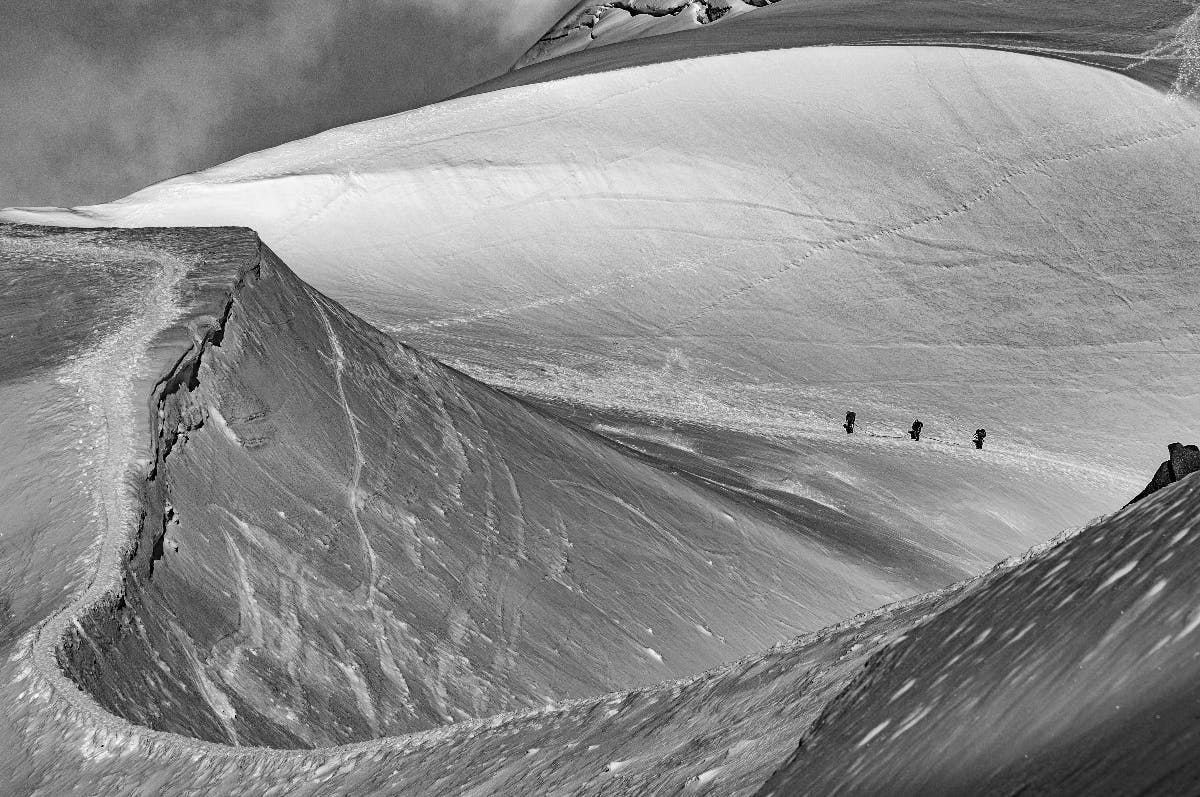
2, 7, 1199, 797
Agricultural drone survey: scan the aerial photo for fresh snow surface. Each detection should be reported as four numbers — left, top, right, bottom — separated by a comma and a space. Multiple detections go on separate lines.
8, 472, 1200, 795
7, 46, 1198, 489
2, 40, 1200, 797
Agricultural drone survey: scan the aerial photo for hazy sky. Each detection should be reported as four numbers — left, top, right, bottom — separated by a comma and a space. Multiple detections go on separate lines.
0, 0, 574, 208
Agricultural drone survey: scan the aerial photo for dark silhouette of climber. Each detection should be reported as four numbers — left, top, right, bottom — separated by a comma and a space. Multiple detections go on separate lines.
909, 420, 923, 441
844, 411, 856, 434
973, 429, 986, 449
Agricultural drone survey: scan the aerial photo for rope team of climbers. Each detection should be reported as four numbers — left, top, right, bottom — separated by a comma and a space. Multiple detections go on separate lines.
843, 410, 987, 449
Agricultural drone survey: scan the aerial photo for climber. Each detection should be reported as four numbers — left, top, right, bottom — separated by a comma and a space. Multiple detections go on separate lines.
844, 411, 856, 434
909, 420, 923, 441
973, 429, 986, 449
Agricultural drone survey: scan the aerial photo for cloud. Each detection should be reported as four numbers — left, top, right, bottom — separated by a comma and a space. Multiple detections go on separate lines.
0, 0, 575, 208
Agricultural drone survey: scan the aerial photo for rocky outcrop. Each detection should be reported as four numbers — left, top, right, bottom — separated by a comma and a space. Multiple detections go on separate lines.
1127, 442, 1200, 506
513, 0, 782, 70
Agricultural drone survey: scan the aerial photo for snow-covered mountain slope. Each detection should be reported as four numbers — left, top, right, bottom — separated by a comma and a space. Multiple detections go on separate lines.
0, 224, 258, 656
4, 220, 1200, 795
6, 46, 1197, 499
508, 0, 1200, 94
3, 32, 1200, 795
758, 470, 1200, 796
0, 223, 922, 751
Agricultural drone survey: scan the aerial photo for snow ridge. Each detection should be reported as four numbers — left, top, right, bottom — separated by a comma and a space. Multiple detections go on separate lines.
10, 240, 189, 746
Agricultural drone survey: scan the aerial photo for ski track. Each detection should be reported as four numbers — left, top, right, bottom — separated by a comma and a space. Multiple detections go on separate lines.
662, 118, 1200, 339
314, 294, 410, 738
314, 298, 379, 612
384, 259, 700, 334
453, 347, 1138, 490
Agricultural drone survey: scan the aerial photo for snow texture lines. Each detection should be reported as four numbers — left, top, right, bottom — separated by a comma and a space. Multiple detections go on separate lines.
387, 259, 699, 334
314, 298, 378, 612
665, 118, 1200, 335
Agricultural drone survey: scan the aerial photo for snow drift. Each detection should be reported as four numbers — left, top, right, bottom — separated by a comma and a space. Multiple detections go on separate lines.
2, 16, 1200, 796
758, 467, 1200, 796
4, 221, 1200, 795
514, 0, 777, 69
5, 46, 1197, 497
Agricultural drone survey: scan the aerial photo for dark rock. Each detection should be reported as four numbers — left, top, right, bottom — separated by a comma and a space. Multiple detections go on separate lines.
1126, 442, 1200, 506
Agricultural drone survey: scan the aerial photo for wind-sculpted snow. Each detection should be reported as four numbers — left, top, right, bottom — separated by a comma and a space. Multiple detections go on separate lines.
2, 224, 929, 747
7, 47, 1196, 512
0, 223, 1059, 792
508, 0, 1200, 96
757, 471, 1200, 796
2, 30, 1199, 797
1, 232, 1197, 795
44, 225, 923, 749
